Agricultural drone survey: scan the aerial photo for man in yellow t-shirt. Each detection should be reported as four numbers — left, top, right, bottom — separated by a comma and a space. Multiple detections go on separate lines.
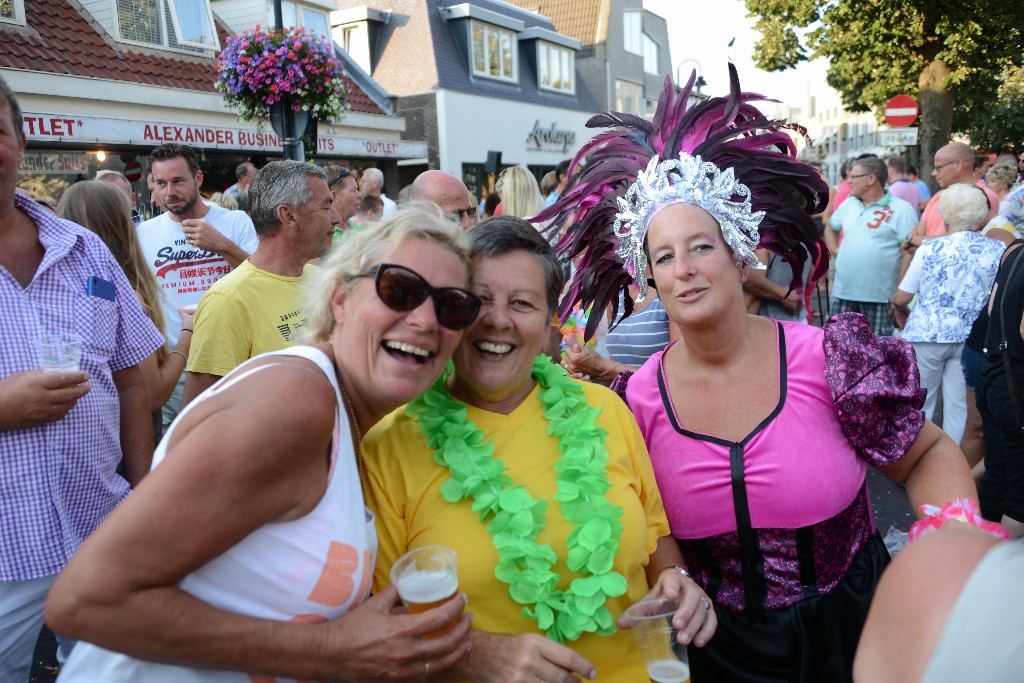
182, 161, 340, 406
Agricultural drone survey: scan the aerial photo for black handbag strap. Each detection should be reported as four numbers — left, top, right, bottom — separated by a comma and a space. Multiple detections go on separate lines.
998, 241, 1024, 432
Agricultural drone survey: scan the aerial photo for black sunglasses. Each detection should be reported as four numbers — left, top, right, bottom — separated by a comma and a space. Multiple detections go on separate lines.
328, 168, 352, 190
352, 263, 481, 330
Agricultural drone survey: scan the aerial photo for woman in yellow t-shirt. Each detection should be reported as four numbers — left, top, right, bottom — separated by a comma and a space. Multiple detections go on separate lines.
363, 216, 717, 682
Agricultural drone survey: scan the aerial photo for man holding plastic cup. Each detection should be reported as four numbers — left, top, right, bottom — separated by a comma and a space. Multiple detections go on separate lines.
0, 76, 164, 679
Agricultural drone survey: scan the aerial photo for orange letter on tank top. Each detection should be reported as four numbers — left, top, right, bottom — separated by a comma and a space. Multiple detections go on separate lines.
307, 541, 361, 607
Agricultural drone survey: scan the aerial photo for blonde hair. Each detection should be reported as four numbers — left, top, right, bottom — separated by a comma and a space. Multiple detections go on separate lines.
986, 163, 1017, 193
302, 203, 472, 343
938, 182, 990, 232
58, 181, 167, 348
495, 165, 544, 220
210, 191, 238, 211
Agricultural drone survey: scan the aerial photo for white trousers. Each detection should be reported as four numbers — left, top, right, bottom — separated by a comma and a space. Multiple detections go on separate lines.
912, 341, 967, 445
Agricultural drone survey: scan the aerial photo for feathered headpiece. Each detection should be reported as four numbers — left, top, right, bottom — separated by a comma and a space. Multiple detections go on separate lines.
536, 64, 829, 340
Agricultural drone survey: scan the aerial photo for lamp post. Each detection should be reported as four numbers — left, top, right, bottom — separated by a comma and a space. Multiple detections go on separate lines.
271, 0, 305, 161
675, 59, 707, 95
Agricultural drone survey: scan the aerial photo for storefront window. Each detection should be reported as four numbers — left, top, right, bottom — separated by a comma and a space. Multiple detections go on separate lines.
463, 163, 485, 206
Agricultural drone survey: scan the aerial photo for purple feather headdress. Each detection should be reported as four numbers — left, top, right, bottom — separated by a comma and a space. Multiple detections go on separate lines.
535, 64, 829, 340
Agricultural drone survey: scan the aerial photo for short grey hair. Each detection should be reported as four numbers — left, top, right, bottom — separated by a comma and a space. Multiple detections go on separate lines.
361, 167, 383, 190
249, 160, 327, 237
236, 161, 255, 181
938, 183, 990, 233
0, 74, 23, 135
467, 216, 565, 316
301, 202, 472, 343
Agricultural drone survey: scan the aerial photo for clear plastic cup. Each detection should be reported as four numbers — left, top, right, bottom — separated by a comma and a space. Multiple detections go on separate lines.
35, 334, 83, 372
622, 597, 690, 683
389, 545, 459, 637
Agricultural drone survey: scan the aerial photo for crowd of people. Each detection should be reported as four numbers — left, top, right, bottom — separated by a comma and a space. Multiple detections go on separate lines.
3, 59, 1022, 683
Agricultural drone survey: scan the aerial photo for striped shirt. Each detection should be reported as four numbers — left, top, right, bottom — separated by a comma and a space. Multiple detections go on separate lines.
606, 296, 671, 367
0, 194, 164, 581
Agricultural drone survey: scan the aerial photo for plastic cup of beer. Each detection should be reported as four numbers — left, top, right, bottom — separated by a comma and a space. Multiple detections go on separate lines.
35, 333, 83, 372
389, 545, 459, 637
622, 597, 690, 683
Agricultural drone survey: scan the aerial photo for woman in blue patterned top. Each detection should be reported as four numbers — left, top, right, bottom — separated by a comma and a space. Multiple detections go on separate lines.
893, 183, 1007, 446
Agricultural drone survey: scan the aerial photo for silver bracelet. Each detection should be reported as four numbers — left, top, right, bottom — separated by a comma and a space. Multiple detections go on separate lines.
658, 565, 691, 580
170, 350, 188, 363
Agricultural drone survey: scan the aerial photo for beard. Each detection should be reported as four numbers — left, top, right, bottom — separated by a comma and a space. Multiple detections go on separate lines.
162, 184, 200, 217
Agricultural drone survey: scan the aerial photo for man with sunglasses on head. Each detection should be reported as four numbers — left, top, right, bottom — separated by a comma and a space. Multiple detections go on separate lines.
409, 170, 477, 228
181, 161, 340, 407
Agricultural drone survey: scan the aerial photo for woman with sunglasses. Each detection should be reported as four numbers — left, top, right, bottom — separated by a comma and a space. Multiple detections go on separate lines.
47, 207, 478, 682
362, 216, 713, 682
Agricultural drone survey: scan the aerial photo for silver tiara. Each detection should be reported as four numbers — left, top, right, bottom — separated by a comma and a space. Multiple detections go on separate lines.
613, 154, 765, 301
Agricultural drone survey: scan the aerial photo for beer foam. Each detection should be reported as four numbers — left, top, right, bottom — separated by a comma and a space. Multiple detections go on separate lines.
395, 569, 457, 604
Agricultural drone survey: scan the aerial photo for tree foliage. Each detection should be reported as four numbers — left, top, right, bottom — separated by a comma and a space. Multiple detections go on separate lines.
745, 0, 1024, 169
956, 66, 1024, 152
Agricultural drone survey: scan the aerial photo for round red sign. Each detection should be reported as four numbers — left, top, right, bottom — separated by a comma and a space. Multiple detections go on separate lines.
123, 160, 143, 183
884, 95, 919, 128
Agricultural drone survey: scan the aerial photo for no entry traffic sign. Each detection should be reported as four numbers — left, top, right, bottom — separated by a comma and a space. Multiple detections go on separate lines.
884, 95, 919, 128
123, 160, 142, 183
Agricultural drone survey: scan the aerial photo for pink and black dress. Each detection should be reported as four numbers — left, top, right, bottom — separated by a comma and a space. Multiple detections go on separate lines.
619, 313, 925, 683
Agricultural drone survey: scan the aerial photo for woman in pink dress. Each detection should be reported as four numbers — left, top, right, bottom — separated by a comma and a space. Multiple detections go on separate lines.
538, 66, 978, 682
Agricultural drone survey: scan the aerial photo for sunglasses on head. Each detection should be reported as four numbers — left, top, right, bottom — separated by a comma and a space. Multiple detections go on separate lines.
352, 263, 481, 330
328, 168, 351, 190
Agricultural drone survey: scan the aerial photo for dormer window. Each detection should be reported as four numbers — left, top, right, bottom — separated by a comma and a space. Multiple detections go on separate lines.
538, 41, 574, 94
279, 1, 330, 39
114, 0, 219, 52
471, 20, 516, 82
0, 0, 25, 26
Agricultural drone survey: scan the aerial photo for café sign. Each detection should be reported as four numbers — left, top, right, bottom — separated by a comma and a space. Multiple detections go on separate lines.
21, 112, 427, 159
19, 152, 90, 174
526, 120, 576, 153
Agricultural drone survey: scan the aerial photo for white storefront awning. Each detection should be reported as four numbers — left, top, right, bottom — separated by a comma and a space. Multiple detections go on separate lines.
21, 112, 427, 159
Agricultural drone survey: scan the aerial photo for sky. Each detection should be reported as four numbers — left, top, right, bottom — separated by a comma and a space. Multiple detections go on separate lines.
642, 0, 830, 108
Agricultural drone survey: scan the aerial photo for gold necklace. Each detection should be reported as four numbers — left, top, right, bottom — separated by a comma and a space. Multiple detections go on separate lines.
338, 379, 365, 481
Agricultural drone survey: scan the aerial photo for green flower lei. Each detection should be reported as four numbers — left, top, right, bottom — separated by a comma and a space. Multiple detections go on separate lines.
406, 355, 626, 644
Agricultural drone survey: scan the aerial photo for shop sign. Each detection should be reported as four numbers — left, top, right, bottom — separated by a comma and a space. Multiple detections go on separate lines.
21, 112, 427, 159
526, 120, 576, 153
19, 151, 90, 174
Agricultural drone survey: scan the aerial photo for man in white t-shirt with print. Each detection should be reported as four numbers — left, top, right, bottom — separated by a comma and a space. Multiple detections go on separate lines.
138, 143, 258, 429
824, 156, 916, 336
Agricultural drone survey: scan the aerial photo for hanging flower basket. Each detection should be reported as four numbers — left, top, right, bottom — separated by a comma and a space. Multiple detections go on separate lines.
215, 25, 348, 124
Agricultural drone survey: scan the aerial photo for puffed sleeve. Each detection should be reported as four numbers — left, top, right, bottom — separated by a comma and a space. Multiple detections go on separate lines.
609, 369, 634, 404
823, 312, 926, 467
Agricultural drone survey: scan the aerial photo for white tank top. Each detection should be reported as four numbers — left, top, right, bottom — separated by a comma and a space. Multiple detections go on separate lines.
58, 346, 377, 682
